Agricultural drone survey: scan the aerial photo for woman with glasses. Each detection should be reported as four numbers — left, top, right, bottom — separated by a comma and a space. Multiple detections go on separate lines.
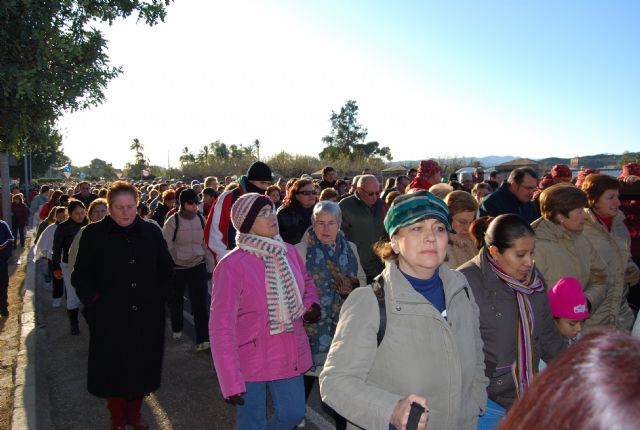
277, 178, 318, 244
444, 191, 479, 269
295, 201, 366, 429
162, 188, 211, 351
210, 193, 320, 429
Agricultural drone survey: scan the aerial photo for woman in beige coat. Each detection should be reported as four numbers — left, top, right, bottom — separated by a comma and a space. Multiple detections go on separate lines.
444, 191, 479, 269
320, 191, 487, 430
581, 174, 640, 330
531, 184, 609, 330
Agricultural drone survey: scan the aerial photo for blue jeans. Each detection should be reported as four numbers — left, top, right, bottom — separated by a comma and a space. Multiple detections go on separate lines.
236, 375, 305, 430
477, 398, 506, 430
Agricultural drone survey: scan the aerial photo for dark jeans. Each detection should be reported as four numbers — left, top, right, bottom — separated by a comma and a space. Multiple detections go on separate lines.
169, 263, 210, 344
0, 258, 8, 311
48, 260, 64, 299
12, 224, 25, 247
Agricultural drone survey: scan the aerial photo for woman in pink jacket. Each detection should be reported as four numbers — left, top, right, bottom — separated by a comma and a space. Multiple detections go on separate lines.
210, 193, 320, 430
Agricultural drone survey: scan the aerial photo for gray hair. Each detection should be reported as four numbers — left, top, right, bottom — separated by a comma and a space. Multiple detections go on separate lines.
357, 174, 379, 188
312, 200, 342, 224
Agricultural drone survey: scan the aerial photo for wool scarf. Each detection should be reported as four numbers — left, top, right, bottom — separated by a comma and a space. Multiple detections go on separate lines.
487, 251, 544, 397
237, 233, 304, 334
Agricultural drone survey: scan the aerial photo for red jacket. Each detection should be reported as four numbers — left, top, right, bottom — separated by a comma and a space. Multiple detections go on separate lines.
12, 202, 29, 226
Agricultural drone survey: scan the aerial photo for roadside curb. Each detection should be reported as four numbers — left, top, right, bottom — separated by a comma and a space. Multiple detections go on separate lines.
11, 244, 37, 430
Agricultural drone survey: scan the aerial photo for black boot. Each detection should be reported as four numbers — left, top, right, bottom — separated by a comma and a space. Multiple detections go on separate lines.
68, 308, 80, 335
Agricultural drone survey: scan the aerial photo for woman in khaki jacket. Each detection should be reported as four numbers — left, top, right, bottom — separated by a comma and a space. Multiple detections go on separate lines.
531, 184, 609, 330
581, 174, 640, 330
320, 191, 487, 430
444, 191, 479, 269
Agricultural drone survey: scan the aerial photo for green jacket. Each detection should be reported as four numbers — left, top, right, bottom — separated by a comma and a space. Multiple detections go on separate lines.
338, 194, 387, 282
319, 261, 488, 430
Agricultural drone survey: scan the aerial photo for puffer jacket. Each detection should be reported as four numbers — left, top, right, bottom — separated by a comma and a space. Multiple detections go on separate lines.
319, 261, 487, 430
162, 211, 206, 269
458, 251, 566, 409
209, 243, 319, 399
531, 217, 609, 330
582, 209, 640, 330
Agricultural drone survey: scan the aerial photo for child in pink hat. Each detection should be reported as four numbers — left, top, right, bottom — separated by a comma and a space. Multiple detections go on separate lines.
547, 277, 589, 344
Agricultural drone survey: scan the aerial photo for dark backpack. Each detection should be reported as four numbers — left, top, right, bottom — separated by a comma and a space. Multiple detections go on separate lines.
172, 212, 205, 242
371, 274, 470, 347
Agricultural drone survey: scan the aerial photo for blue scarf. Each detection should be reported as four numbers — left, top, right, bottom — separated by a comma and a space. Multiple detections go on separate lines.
304, 227, 358, 368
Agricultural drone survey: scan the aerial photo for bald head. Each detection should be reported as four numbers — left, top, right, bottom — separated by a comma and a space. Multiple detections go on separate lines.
357, 175, 381, 207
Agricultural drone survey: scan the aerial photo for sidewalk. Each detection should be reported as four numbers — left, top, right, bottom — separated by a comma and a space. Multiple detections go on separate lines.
8, 232, 330, 429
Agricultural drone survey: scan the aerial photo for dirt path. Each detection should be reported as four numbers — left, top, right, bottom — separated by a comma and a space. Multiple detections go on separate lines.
0, 244, 29, 430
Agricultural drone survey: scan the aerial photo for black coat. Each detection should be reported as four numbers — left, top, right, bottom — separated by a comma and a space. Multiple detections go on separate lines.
52, 218, 88, 268
71, 215, 174, 399
277, 201, 313, 245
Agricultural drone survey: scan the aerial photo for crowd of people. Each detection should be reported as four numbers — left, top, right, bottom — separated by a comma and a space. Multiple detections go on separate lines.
17, 159, 640, 430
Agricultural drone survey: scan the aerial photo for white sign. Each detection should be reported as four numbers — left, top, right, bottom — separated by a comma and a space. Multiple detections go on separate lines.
63, 172, 71, 179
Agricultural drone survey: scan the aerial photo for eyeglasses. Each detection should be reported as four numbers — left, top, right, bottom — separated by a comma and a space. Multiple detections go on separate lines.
257, 206, 275, 217
298, 190, 318, 196
362, 190, 381, 197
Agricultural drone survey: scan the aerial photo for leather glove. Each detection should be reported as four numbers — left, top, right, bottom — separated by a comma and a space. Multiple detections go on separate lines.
225, 394, 245, 406
302, 303, 321, 324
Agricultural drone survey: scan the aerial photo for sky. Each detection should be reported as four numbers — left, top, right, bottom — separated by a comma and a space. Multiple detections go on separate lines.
57, 0, 640, 169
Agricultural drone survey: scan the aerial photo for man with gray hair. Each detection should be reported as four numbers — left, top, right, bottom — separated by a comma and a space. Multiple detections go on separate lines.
339, 175, 387, 283
479, 166, 540, 224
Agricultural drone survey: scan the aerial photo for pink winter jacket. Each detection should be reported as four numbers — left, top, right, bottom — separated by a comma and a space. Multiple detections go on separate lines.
210, 242, 319, 399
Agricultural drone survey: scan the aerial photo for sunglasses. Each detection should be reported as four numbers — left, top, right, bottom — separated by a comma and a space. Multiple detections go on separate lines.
298, 190, 318, 196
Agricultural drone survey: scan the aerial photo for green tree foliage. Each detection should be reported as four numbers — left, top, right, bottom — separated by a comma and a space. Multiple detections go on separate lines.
618, 151, 640, 167
180, 146, 196, 166
0, 0, 171, 151
125, 137, 150, 178
10, 122, 68, 178
319, 100, 392, 161
80, 158, 118, 180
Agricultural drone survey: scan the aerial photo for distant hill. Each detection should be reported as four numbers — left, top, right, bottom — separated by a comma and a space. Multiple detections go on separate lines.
391, 153, 632, 170
536, 153, 622, 169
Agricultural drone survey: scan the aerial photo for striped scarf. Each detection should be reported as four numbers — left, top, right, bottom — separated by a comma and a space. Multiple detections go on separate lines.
487, 251, 544, 397
237, 233, 304, 335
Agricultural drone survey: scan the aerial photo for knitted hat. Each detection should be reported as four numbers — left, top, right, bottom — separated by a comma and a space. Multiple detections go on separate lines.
575, 168, 599, 188
231, 193, 274, 234
547, 277, 589, 320
551, 164, 572, 179
246, 161, 273, 182
384, 190, 453, 237
408, 159, 442, 191
621, 163, 640, 179
179, 188, 198, 206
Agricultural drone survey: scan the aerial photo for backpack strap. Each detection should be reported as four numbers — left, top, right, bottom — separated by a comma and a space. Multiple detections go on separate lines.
371, 274, 386, 347
172, 212, 205, 242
